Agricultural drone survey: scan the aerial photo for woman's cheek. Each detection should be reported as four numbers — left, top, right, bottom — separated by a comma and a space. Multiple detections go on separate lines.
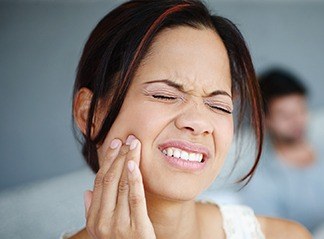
124, 102, 171, 138
214, 116, 234, 162
222, 116, 234, 151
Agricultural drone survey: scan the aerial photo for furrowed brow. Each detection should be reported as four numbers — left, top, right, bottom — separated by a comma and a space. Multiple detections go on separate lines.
143, 79, 232, 99
143, 79, 184, 91
207, 90, 232, 98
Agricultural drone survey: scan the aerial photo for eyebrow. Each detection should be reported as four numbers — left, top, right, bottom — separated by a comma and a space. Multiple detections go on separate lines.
143, 79, 232, 98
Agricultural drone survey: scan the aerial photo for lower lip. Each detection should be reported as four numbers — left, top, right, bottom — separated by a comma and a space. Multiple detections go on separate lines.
160, 152, 207, 171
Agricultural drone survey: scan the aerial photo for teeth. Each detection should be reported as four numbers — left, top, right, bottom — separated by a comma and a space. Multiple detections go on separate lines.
198, 153, 203, 162
180, 151, 189, 160
167, 148, 173, 157
195, 153, 200, 161
189, 153, 196, 161
174, 149, 181, 158
161, 147, 204, 163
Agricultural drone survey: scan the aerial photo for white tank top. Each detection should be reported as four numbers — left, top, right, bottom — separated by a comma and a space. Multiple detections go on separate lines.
219, 204, 266, 239
61, 204, 266, 239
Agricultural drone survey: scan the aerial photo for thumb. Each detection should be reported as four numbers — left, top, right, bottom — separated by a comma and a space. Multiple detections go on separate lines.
83, 190, 93, 218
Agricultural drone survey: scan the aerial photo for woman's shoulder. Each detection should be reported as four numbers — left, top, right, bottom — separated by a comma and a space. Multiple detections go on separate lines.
197, 201, 312, 239
197, 202, 264, 238
257, 216, 312, 239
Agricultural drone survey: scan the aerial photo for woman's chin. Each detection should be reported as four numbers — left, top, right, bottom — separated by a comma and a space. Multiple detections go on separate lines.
145, 188, 199, 202
143, 177, 208, 202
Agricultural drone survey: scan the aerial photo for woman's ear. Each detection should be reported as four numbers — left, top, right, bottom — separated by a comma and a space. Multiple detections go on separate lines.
73, 87, 93, 135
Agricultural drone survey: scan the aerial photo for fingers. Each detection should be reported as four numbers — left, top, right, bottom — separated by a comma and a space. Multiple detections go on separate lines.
97, 144, 129, 221
115, 137, 139, 224
126, 140, 150, 227
85, 134, 149, 238
86, 138, 122, 232
100, 138, 123, 170
91, 135, 134, 236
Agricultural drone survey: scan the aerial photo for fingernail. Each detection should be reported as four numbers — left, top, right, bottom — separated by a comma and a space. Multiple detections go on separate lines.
130, 139, 138, 150
127, 160, 135, 172
125, 135, 136, 145
110, 139, 121, 149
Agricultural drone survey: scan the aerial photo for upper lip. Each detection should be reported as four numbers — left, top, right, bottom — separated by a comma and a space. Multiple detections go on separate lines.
158, 139, 211, 159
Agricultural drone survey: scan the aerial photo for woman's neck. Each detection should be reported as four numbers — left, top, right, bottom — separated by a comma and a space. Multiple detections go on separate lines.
70, 193, 223, 239
145, 191, 201, 239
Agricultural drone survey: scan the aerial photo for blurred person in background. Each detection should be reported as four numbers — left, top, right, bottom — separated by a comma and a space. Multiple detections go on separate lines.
239, 68, 324, 233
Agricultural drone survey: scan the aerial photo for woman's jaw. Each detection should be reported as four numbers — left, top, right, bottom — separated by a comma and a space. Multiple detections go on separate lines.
138, 136, 225, 203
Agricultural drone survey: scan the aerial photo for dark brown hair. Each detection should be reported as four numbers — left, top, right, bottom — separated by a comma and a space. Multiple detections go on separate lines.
72, 0, 263, 183
259, 68, 307, 115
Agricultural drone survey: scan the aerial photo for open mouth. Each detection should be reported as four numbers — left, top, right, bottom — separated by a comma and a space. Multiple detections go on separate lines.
158, 140, 209, 171
161, 147, 205, 163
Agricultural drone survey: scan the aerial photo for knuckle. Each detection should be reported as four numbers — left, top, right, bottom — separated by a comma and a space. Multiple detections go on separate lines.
106, 153, 116, 162
118, 178, 129, 193
103, 172, 116, 185
114, 226, 127, 237
116, 215, 130, 226
94, 172, 105, 188
129, 194, 143, 206
126, 153, 136, 161
96, 220, 110, 237
105, 148, 120, 161
119, 145, 129, 156
129, 175, 141, 185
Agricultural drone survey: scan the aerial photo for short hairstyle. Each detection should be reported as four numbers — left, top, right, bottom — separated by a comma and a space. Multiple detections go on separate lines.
72, 0, 264, 183
259, 68, 308, 114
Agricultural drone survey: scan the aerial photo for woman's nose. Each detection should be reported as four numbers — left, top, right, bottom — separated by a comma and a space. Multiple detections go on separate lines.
174, 104, 213, 136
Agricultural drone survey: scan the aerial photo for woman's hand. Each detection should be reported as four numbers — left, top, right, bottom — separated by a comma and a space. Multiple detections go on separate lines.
83, 135, 156, 239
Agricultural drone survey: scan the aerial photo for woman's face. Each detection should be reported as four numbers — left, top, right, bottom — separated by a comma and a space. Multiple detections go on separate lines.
100, 26, 233, 201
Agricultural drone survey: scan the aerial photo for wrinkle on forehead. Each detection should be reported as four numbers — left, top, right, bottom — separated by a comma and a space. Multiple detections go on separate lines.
165, 72, 232, 98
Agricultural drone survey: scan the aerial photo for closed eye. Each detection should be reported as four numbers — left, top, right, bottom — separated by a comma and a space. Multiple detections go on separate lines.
152, 95, 177, 100
207, 104, 232, 114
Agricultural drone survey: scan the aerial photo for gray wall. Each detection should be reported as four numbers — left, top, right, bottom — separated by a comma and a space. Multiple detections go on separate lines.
1, 0, 324, 191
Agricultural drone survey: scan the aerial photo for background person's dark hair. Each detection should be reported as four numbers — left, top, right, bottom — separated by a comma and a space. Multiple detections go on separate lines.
259, 68, 308, 115
72, 0, 264, 183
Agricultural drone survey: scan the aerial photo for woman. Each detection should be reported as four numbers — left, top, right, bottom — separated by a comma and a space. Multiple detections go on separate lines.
69, 0, 311, 238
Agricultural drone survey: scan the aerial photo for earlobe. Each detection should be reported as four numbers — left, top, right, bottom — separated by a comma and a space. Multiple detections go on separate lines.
73, 87, 93, 135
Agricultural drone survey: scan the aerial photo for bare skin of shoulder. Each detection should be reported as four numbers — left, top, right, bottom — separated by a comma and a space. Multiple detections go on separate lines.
258, 216, 312, 239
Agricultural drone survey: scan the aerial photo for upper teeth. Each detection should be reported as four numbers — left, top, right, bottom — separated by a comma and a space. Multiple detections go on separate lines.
162, 147, 204, 162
